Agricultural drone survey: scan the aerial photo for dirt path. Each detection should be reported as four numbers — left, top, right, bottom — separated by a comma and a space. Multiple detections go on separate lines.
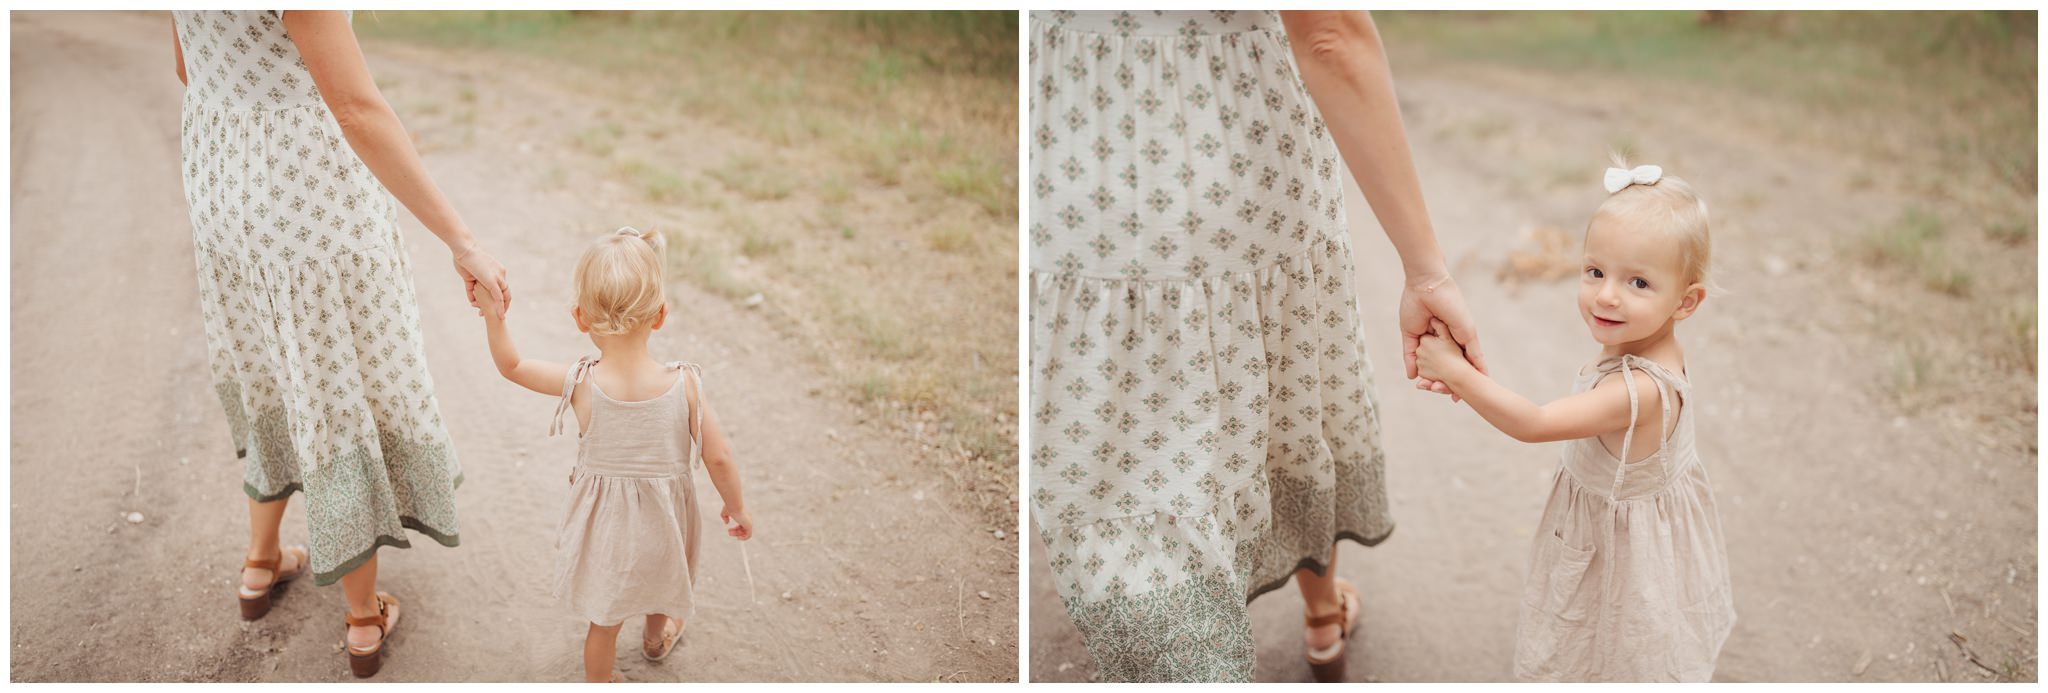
1029, 50, 2037, 683
9, 11, 1015, 682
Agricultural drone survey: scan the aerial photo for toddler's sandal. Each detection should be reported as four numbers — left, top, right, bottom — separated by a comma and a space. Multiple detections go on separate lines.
237, 545, 308, 621
642, 618, 684, 662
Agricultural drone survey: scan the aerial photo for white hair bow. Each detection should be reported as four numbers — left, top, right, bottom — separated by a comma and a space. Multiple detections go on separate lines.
1603, 164, 1663, 193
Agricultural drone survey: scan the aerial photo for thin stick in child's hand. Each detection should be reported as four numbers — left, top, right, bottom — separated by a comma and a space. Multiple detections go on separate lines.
730, 516, 757, 604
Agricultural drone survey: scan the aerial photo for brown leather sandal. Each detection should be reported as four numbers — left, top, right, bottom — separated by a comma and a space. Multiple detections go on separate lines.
1305, 577, 1361, 682
345, 592, 402, 679
237, 545, 309, 621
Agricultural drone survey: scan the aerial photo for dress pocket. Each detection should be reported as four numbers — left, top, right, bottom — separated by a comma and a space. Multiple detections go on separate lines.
1515, 530, 1597, 679
1541, 531, 1596, 621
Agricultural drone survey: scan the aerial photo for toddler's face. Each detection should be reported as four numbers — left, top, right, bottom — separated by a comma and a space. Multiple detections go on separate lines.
1577, 217, 1699, 346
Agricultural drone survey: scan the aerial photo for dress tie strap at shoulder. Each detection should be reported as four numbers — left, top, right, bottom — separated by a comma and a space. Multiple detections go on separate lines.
671, 361, 707, 468
549, 356, 598, 438
1595, 354, 1675, 498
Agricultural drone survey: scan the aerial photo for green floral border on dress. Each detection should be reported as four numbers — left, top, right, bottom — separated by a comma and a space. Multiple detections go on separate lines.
220, 382, 462, 586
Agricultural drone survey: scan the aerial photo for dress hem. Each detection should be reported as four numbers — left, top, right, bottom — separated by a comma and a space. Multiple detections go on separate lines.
1244, 524, 1396, 605
243, 472, 466, 586
311, 515, 462, 586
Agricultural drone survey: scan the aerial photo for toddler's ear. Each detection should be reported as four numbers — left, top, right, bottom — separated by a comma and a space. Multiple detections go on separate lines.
571, 306, 592, 334
1674, 283, 1707, 321
651, 303, 669, 330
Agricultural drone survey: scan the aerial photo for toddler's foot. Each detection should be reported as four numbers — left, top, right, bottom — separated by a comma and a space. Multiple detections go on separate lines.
642, 615, 684, 661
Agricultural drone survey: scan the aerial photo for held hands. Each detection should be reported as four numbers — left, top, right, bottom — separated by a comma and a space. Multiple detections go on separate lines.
1399, 272, 1485, 402
1414, 318, 1474, 390
721, 506, 754, 541
453, 242, 511, 317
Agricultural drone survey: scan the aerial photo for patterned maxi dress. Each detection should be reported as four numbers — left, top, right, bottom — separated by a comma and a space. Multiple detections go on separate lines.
174, 11, 461, 585
1028, 10, 1395, 681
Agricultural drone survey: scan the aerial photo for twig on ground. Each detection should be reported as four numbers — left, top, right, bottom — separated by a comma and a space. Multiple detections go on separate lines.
1949, 631, 2000, 677
956, 576, 967, 640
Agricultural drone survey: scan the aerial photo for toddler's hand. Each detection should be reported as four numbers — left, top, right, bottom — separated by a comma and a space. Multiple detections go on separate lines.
1414, 319, 1468, 387
479, 292, 505, 321
722, 506, 754, 541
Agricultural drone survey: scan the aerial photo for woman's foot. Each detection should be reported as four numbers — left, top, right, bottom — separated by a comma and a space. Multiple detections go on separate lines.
1302, 577, 1360, 681
1304, 608, 1346, 653
238, 545, 308, 620
345, 592, 401, 678
642, 614, 684, 661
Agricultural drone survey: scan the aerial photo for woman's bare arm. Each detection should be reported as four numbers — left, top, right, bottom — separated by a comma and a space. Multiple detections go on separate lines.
279, 11, 509, 313
1281, 11, 1486, 390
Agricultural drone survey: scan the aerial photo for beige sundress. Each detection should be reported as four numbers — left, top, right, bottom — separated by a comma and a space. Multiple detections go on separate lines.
1515, 355, 1736, 682
550, 357, 706, 627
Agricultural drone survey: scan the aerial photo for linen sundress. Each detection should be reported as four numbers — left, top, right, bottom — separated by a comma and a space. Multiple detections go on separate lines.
175, 10, 461, 585
1515, 355, 1736, 682
1028, 10, 1395, 681
550, 357, 707, 627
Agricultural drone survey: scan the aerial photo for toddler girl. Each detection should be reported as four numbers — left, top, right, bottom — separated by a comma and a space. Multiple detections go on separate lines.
481, 226, 754, 682
1414, 161, 1734, 682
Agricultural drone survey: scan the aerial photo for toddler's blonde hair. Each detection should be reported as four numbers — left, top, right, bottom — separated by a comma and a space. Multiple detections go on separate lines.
574, 227, 668, 336
1591, 155, 1715, 295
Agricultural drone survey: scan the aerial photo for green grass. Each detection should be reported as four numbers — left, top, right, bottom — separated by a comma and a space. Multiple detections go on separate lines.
572, 123, 622, 156
1863, 207, 1973, 296
1884, 339, 1946, 411
708, 155, 793, 201
926, 224, 978, 254
614, 159, 688, 203
1379, 11, 2037, 193
1997, 299, 2038, 373
672, 236, 752, 299
360, 11, 1017, 215
723, 212, 786, 259
1986, 217, 2034, 245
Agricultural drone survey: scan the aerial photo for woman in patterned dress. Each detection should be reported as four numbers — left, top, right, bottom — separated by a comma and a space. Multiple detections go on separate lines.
1028, 11, 1484, 681
171, 10, 510, 677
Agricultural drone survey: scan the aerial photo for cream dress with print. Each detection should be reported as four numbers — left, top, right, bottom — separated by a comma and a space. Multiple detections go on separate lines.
1028, 10, 1394, 681
175, 11, 461, 585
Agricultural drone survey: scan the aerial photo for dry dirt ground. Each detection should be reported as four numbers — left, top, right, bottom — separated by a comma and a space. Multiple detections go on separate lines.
1028, 26, 2038, 684
10, 11, 1015, 682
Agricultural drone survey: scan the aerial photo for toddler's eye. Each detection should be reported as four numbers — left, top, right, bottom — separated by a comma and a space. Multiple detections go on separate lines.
1629, 277, 1650, 290
1586, 267, 1603, 279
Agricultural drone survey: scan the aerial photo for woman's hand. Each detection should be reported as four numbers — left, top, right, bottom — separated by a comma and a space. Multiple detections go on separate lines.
1399, 272, 1484, 401
722, 506, 754, 541
453, 243, 510, 316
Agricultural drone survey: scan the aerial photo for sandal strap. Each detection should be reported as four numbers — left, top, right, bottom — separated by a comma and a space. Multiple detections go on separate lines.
1306, 584, 1361, 631
345, 599, 388, 629
243, 556, 280, 572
